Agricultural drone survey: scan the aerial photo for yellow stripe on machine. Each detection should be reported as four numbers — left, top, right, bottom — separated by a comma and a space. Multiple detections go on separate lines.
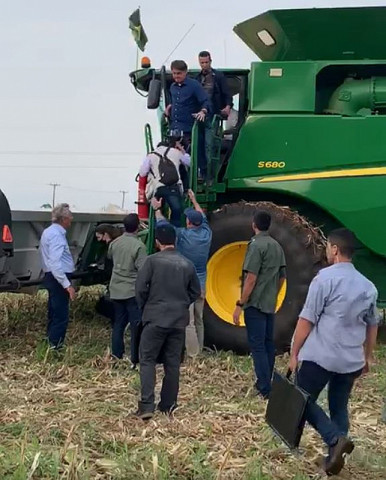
258, 166, 386, 183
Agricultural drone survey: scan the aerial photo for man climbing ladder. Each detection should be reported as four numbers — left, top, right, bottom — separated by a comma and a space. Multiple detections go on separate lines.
139, 132, 190, 227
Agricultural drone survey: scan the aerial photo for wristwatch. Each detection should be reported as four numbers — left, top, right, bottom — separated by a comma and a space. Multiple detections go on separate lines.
236, 300, 244, 307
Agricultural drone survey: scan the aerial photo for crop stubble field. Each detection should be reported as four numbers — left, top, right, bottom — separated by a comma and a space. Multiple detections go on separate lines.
0, 288, 385, 480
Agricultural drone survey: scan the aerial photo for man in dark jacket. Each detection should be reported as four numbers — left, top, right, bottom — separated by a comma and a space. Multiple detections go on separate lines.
135, 224, 201, 419
196, 51, 232, 180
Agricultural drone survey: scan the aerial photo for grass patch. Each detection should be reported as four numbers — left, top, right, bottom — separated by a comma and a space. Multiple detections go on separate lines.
0, 289, 385, 479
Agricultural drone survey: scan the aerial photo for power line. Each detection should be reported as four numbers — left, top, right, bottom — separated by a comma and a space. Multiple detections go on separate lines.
0, 165, 131, 169
60, 185, 122, 194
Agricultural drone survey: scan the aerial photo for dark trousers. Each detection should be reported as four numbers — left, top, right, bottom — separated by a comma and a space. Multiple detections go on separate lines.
44, 272, 71, 348
112, 297, 141, 362
297, 361, 362, 447
244, 307, 275, 397
155, 185, 182, 228
139, 323, 185, 413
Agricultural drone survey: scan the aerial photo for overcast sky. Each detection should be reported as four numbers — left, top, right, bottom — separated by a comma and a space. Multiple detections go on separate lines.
0, 0, 383, 211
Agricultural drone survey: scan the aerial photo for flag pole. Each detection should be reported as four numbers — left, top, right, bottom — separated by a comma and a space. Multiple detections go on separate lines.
136, 5, 140, 69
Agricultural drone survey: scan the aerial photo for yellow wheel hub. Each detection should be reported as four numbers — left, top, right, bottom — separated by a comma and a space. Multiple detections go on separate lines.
206, 241, 287, 326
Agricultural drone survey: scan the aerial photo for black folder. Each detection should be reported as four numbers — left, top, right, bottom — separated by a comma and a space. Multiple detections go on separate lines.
265, 370, 309, 449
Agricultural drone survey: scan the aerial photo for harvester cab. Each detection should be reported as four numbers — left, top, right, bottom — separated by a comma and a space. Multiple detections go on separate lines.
130, 66, 249, 226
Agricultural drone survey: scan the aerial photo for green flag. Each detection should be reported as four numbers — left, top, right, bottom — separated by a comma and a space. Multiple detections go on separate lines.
129, 8, 148, 52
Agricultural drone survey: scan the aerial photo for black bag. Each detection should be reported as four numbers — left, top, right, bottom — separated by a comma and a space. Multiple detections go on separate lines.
265, 369, 309, 449
153, 148, 179, 187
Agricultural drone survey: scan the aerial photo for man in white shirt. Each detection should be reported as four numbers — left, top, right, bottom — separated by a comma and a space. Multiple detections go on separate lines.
139, 133, 190, 227
39, 203, 75, 349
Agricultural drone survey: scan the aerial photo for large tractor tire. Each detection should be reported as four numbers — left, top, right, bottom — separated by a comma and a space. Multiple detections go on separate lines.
204, 202, 326, 354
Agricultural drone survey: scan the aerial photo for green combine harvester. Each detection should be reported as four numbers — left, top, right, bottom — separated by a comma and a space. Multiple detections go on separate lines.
130, 6, 386, 353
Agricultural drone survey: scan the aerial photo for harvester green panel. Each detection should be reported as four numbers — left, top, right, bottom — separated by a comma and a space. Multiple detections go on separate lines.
249, 62, 316, 112
234, 7, 386, 61
225, 114, 386, 257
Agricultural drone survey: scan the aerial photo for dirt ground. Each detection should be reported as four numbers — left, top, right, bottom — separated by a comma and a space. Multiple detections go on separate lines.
0, 289, 385, 479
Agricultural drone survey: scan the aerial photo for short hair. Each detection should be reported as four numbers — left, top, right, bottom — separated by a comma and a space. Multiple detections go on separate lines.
171, 60, 188, 72
95, 223, 121, 240
155, 224, 176, 246
253, 210, 271, 231
199, 50, 211, 59
52, 203, 72, 223
123, 213, 140, 233
328, 228, 357, 258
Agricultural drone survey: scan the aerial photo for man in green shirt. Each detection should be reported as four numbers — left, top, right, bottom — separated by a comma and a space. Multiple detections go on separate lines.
108, 214, 147, 365
233, 210, 286, 398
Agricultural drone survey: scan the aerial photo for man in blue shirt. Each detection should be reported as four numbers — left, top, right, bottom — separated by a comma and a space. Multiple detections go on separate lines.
39, 203, 75, 349
151, 189, 212, 355
196, 51, 233, 180
289, 228, 379, 476
165, 60, 209, 144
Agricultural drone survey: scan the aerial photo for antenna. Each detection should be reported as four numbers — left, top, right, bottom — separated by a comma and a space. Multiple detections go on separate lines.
162, 24, 196, 66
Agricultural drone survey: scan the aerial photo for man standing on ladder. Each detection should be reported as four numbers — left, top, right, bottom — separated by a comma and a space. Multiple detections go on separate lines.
139, 133, 190, 227
196, 51, 232, 182
165, 60, 209, 174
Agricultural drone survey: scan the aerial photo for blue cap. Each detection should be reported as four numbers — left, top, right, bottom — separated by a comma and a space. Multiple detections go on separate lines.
184, 208, 203, 226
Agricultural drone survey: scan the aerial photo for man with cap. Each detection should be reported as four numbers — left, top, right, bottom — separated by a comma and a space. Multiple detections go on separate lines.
135, 224, 201, 419
151, 189, 212, 356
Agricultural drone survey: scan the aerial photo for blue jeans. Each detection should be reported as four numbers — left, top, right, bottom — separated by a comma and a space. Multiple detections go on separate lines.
44, 272, 71, 348
296, 361, 362, 447
244, 307, 275, 397
155, 185, 182, 228
112, 297, 141, 362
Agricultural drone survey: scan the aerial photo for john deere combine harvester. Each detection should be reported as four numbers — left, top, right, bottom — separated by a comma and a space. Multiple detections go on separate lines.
130, 7, 386, 353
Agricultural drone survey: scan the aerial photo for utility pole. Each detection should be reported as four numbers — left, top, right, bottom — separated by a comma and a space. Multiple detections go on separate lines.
120, 190, 129, 210
49, 183, 60, 207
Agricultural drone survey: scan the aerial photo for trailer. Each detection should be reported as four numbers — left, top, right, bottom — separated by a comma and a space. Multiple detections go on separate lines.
0, 196, 124, 293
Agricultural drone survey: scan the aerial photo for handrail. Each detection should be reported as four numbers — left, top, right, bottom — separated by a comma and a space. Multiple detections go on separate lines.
146, 205, 155, 254
189, 121, 199, 200
144, 123, 155, 253
144, 123, 154, 153
207, 114, 223, 190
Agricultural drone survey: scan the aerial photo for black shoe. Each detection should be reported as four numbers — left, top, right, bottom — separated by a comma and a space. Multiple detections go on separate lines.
134, 409, 153, 421
324, 437, 354, 476
157, 403, 178, 416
